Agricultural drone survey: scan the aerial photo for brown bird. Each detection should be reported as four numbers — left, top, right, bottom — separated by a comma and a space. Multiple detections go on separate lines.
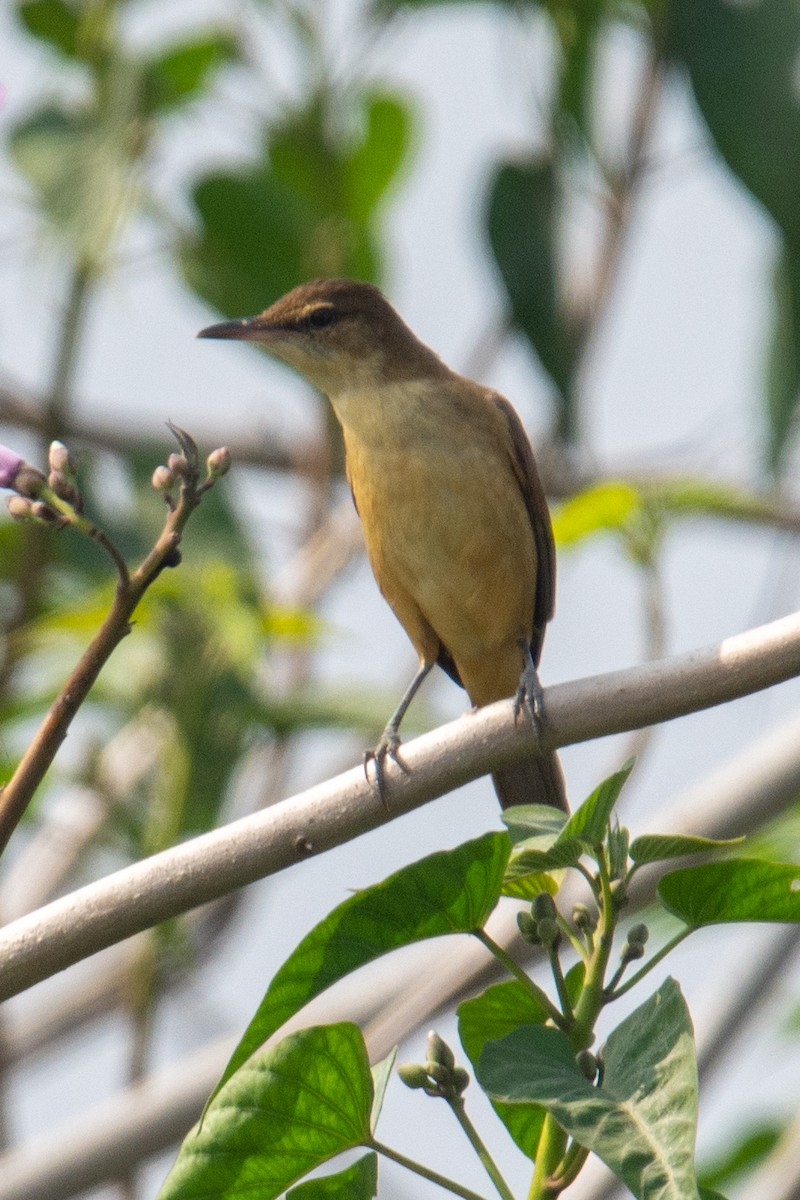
198, 279, 567, 811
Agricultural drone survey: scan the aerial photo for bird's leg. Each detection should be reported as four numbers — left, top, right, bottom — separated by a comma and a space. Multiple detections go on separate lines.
365, 660, 434, 807
513, 639, 544, 729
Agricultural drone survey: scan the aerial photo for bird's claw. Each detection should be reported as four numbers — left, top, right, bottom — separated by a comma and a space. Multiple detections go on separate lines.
514, 660, 544, 731
364, 729, 407, 809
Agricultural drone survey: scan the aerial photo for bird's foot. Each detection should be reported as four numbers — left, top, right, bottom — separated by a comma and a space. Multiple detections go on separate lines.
513, 655, 544, 732
364, 727, 408, 809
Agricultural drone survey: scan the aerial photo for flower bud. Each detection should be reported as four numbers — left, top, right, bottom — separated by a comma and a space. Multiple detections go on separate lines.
48, 470, 80, 507
426, 1031, 455, 1072
397, 1063, 430, 1090
12, 464, 47, 499
627, 923, 649, 947
206, 446, 231, 478
32, 501, 65, 526
572, 903, 597, 932
167, 453, 189, 477
517, 910, 539, 943
532, 892, 557, 920
7, 495, 34, 521
576, 1050, 598, 1081
151, 465, 176, 492
425, 1061, 449, 1085
622, 940, 645, 963
48, 440, 72, 475
0, 445, 24, 489
536, 916, 561, 949
451, 1067, 470, 1094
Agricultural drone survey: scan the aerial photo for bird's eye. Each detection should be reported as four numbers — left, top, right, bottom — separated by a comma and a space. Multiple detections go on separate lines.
307, 307, 336, 330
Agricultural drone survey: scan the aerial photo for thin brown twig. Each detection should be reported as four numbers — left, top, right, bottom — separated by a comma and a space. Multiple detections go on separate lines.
0, 433, 212, 857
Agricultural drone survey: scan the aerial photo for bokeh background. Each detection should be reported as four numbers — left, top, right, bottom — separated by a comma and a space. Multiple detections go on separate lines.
1, 0, 800, 1197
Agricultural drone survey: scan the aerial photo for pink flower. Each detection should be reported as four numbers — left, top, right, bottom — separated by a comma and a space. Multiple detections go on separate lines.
0, 445, 23, 489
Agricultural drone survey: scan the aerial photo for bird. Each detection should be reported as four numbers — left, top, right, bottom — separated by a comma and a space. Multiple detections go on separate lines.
198, 278, 567, 812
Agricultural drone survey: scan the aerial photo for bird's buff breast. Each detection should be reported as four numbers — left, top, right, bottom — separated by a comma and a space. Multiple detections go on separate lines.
345, 429, 537, 659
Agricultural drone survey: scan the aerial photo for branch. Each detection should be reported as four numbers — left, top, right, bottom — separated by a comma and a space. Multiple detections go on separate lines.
4, 381, 800, 536
0, 428, 225, 854
0, 607, 798, 1001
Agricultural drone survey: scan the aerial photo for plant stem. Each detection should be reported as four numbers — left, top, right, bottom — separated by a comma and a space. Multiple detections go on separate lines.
473, 929, 566, 1028
607, 927, 693, 999
528, 1113, 568, 1200
45, 261, 94, 439
0, 456, 206, 856
448, 1096, 516, 1200
570, 854, 616, 1048
370, 1138, 491, 1200
548, 947, 574, 1023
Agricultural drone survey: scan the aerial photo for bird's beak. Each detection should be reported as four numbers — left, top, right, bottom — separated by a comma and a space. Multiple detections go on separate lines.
197, 317, 264, 342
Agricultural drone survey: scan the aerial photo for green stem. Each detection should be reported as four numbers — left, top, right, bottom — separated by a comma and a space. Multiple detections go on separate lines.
556, 915, 589, 961
448, 1097, 515, 1200
607, 928, 693, 1000
550, 1141, 590, 1192
473, 929, 566, 1028
548, 947, 574, 1023
528, 1113, 568, 1200
370, 1138, 491, 1200
570, 855, 616, 1048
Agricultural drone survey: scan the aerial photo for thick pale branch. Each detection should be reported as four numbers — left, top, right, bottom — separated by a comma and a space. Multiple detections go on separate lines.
0, 608, 797, 1002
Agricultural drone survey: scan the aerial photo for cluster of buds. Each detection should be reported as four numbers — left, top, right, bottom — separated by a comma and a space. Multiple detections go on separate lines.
151, 443, 231, 504
619, 922, 649, 966
397, 1031, 470, 1100
517, 890, 563, 949
1, 441, 82, 527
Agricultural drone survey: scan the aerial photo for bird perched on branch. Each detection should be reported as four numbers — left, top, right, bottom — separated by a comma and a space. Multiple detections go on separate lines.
199, 278, 567, 812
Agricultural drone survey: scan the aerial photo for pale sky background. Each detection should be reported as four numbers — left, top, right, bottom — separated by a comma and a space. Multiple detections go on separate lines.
1, 1, 798, 1197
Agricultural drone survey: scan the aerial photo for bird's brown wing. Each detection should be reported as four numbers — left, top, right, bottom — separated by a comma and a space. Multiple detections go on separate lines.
491, 394, 556, 664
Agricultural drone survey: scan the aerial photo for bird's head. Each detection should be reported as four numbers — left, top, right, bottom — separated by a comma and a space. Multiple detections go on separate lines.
197, 278, 442, 397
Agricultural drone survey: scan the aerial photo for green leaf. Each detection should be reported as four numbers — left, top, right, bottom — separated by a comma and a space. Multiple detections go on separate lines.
630, 834, 744, 867
561, 758, 634, 846
502, 805, 568, 846
478, 978, 700, 1200
287, 1153, 378, 1199
659, 858, 800, 926
486, 157, 576, 436
143, 34, 240, 113
370, 1048, 396, 1133
343, 92, 412, 222
504, 762, 633, 876
699, 1122, 782, 1193
208, 833, 509, 1105
16, 0, 79, 57
669, 0, 800, 242
158, 1024, 373, 1200
552, 482, 641, 546
550, 0, 604, 140
183, 165, 313, 318
699, 1190, 729, 1200
669, 0, 800, 470
501, 870, 559, 900
458, 981, 549, 1158
765, 247, 800, 471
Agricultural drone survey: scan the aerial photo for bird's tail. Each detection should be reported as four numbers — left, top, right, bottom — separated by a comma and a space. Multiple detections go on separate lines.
492, 749, 568, 812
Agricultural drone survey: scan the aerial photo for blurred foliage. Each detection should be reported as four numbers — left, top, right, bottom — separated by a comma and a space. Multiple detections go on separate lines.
487, 157, 579, 440
668, 0, 800, 471
698, 1123, 785, 1194
182, 88, 412, 317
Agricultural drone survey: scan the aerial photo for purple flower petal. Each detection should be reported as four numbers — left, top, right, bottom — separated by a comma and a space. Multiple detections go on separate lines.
0, 445, 23, 489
